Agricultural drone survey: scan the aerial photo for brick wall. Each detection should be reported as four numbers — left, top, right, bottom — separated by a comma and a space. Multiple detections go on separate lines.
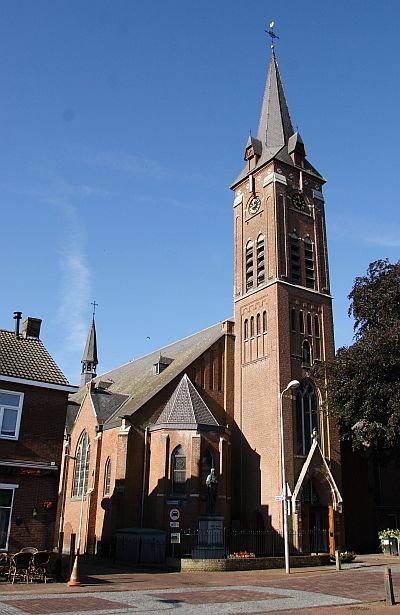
0, 381, 68, 552
61, 329, 235, 553
169, 554, 330, 572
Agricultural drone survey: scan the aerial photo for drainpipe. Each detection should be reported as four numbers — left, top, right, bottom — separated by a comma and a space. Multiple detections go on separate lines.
140, 427, 149, 528
58, 436, 72, 537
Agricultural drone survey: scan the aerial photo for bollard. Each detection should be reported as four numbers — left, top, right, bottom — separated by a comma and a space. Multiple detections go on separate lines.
55, 532, 64, 580
335, 549, 341, 571
69, 533, 76, 580
384, 566, 395, 606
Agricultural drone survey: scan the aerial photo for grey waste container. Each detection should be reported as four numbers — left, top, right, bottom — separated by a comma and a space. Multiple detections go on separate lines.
115, 528, 166, 564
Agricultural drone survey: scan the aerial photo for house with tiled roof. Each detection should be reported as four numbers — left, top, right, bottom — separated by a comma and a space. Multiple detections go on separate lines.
0, 313, 76, 553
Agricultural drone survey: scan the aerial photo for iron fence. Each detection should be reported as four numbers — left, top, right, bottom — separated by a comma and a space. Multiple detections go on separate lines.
168, 528, 335, 559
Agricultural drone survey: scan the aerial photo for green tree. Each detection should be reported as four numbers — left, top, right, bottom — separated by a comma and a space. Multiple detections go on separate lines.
314, 259, 400, 454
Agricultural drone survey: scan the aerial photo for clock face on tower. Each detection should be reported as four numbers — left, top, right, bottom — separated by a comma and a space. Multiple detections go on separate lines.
248, 196, 261, 215
291, 193, 308, 212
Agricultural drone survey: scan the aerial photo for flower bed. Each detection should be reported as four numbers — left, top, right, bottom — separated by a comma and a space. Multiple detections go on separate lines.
167, 554, 331, 572
227, 551, 255, 559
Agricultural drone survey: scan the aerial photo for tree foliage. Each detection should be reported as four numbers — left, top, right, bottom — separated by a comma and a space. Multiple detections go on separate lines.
314, 259, 400, 454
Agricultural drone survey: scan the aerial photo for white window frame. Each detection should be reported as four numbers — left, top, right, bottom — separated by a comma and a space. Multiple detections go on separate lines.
0, 483, 18, 551
0, 389, 24, 440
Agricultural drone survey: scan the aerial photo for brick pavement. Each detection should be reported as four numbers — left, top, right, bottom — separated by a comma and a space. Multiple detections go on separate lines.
0, 554, 399, 613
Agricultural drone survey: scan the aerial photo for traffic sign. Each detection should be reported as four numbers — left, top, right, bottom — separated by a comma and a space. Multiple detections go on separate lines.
170, 521, 179, 528
169, 508, 180, 521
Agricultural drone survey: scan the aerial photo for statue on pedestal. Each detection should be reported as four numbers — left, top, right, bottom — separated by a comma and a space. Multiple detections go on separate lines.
206, 468, 218, 515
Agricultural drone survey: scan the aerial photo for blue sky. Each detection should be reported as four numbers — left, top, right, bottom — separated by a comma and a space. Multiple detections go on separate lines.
2, 1, 399, 384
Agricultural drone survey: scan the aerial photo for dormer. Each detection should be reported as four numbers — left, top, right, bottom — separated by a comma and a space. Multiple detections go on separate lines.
153, 355, 174, 375
288, 132, 306, 168
244, 136, 262, 171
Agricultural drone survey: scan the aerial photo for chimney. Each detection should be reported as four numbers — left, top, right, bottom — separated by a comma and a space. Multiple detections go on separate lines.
22, 317, 42, 339
13, 311, 22, 338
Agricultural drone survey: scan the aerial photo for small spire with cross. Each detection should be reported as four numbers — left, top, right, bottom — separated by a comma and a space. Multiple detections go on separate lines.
91, 300, 98, 319
266, 21, 279, 51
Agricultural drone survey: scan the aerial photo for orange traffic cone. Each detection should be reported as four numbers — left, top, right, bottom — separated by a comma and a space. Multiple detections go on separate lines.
67, 555, 81, 586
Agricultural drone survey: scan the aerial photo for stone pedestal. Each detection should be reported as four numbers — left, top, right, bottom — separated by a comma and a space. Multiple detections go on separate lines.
192, 516, 225, 559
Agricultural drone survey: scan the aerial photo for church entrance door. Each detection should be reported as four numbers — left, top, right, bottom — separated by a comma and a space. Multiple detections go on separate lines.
300, 480, 332, 554
308, 505, 329, 553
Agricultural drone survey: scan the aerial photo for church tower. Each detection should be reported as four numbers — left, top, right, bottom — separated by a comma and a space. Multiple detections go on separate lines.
81, 318, 98, 386
231, 42, 342, 551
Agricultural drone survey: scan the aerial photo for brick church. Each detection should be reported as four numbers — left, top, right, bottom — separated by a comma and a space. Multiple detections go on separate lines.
60, 43, 344, 557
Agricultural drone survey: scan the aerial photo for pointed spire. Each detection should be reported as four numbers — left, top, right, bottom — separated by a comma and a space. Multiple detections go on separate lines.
257, 51, 294, 149
81, 318, 98, 386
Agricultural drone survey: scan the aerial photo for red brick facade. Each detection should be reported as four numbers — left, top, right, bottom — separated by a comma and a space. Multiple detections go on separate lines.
0, 379, 71, 553
61, 328, 235, 553
232, 154, 342, 547
60, 52, 344, 557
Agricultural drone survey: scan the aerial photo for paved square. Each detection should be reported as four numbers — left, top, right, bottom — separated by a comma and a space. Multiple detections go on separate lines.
0, 596, 131, 614
152, 588, 284, 604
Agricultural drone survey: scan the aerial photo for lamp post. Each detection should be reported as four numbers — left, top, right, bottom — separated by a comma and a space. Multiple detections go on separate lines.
279, 379, 300, 574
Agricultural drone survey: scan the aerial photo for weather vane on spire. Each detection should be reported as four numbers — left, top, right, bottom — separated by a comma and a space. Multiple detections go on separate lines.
91, 300, 98, 319
266, 21, 279, 50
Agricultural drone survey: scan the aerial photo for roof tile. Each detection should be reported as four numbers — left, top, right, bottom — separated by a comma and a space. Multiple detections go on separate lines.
0, 330, 69, 386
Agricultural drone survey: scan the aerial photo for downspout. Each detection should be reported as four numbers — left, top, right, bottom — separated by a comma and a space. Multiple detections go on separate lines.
58, 435, 71, 537
140, 426, 149, 528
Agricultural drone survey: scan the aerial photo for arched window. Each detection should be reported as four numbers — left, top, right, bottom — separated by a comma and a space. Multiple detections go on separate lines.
291, 308, 297, 332
314, 314, 320, 337
296, 381, 319, 455
304, 237, 315, 289
250, 316, 255, 338
171, 446, 186, 494
209, 350, 214, 390
256, 313, 260, 336
262, 310, 267, 333
314, 315, 321, 360
104, 457, 112, 496
245, 241, 254, 291
307, 313, 312, 336
244, 319, 249, 340
289, 232, 301, 283
256, 235, 265, 286
302, 340, 312, 366
72, 432, 90, 498
200, 357, 205, 388
218, 342, 223, 392
299, 310, 304, 334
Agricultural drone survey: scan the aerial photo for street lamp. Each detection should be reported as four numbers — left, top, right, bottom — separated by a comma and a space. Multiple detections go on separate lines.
279, 379, 300, 574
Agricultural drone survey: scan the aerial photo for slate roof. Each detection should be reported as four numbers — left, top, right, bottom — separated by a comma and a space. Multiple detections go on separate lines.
257, 51, 294, 150
0, 329, 70, 386
65, 401, 80, 434
91, 389, 129, 423
69, 321, 229, 425
82, 319, 98, 365
154, 374, 219, 427
231, 52, 323, 188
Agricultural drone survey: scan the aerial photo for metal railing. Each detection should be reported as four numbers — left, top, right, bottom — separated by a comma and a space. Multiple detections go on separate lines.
167, 528, 333, 559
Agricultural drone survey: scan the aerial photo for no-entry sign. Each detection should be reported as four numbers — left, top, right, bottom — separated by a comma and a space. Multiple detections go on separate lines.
169, 508, 180, 521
